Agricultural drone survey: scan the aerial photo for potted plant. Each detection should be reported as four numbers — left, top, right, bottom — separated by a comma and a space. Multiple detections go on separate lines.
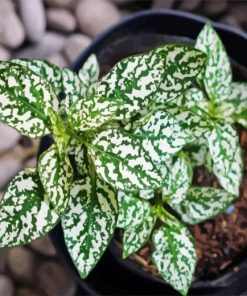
0, 10, 246, 296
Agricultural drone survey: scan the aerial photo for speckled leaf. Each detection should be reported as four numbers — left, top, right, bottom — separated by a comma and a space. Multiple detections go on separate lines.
62, 68, 81, 97
79, 54, 100, 88
216, 82, 247, 126
97, 52, 161, 120
67, 94, 119, 132
153, 44, 206, 104
167, 106, 211, 141
68, 141, 87, 176
184, 88, 210, 115
152, 222, 196, 296
88, 128, 163, 191
164, 153, 193, 205
185, 136, 213, 171
0, 169, 59, 248
38, 145, 73, 215
133, 110, 191, 163
139, 190, 154, 200
117, 191, 151, 228
62, 170, 118, 278
207, 124, 243, 195
11, 59, 62, 95
172, 187, 236, 224
196, 23, 232, 101
123, 209, 156, 258
0, 62, 59, 138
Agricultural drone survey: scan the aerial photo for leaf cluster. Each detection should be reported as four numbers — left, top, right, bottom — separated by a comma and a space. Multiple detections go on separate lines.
0, 23, 246, 295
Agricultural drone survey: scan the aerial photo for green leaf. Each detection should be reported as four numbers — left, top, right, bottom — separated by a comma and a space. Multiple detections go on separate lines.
152, 222, 196, 296
0, 169, 59, 248
184, 88, 210, 115
216, 82, 247, 118
196, 23, 232, 101
38, 144, 73, 215
123, 209, 156, 258
117, 191, 151, 228
0, 62, 59, 138
139, 190, 154, 200
67, 140, 87, 176
164, 153, 193, 205
67, 94, 119, 132
62, 169, 118, 278
88, 128, 164, 191
207, 124, 243, 195
153, 44, 206, 104
172, 187, 236, 224
11, 58, 62, 95
184, 136, 213, 171
133, 110, 191, 163
79, 54, 100, 88
62, 68, 82, 97
97, 52, 161, 120
167, 106, 212, 141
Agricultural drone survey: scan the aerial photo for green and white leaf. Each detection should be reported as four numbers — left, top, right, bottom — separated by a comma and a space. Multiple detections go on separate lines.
0, 62, 59, 138
172, 187, 236, 224
152, 222, 196, 296
133, 110, 191, 163
89, 128, 164, 191
184, 88, 210, 115
217, 82, 247, 118
184, 136, 213, 171
207, 124, 243, 195
153, 44, 206, 104
67, 94, 119, 132
0, 169, 59, 248
62, 68, 81, 96
97, 52, 161, 120
139, 189, 154, 200
117, 191, 151, 228
196, 23, 232, 101
11, 58, 62, 95
164, 153, 193, 205
62, 171, 118, 278
79, 54, 100, 88
123, 209, 156, 258
38, 144, 73, 215
167, 106, 212, 141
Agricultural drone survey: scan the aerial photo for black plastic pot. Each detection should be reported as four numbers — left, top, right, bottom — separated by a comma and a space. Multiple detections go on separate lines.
40, 9, 247, 296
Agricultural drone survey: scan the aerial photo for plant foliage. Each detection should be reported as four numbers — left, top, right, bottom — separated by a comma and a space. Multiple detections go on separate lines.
0, 24, 246, 295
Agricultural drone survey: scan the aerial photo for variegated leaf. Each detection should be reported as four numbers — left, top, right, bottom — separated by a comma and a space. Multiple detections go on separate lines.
196, 23, 232, 101
185, 136, 213, 171
153, 44, 206, 104
139, 190, 154, 200
11, 59, 62, 95
207, 124, 243, 195
167, 106, 212, 141
62, 68, 81, 97
88, 128, 163, 191
67, 94, 119, 132
117, 191, 151, 228
70, 143, 87, 176
133, 110, 191, 163
123, 209, 156, 258
97, 52, 161, 120
216, 82, 247, 126
185, 88, 210, 115
38, 145, 73, 215
172, 187, 236, 224
79, 54, 100, 88
152, 222, 196, 296
164, 153, 193, 205
0, 169, 59, 248
62, 171, 118, 278
0, 62, 59, 138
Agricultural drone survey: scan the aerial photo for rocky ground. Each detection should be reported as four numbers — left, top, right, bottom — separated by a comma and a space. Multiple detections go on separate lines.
0, 0, 246, 295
